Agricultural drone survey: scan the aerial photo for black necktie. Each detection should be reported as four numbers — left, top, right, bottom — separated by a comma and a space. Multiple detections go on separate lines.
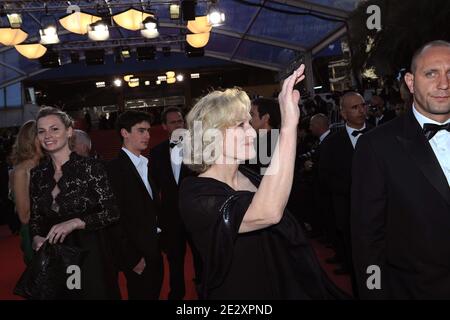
351, 128, 368, 137
423, 123, 450, 140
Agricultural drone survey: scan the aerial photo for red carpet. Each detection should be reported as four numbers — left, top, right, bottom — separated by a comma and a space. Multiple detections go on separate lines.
0, 225, 350, 300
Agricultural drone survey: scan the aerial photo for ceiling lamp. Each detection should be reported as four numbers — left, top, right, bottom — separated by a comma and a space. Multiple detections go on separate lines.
166, 71, 175, 78
88, 20, 109, 41
187, 16, 212, 34
59, 11, 101, 35
167, 77, 176, 84
186, 32, 210, 48
39, 14, 60, 44
176, 74, 184, 82
0, 28, 28, 46
169, 4, 180, 19
113, 8, 152, 31
140, 15, 159, 38
14, 43, 47, 59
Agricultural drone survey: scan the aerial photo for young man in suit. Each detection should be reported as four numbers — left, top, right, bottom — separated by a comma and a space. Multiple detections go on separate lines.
319, 92, 371, 296
352, 40, 450, 299
106, 110, 163, 300
149, 107, 196, 300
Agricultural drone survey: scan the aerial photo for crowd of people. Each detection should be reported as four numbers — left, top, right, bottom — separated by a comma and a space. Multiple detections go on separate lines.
0, 39, 448, 300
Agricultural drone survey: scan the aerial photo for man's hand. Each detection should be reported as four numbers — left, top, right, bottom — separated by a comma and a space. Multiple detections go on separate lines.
133, 257, 146, 275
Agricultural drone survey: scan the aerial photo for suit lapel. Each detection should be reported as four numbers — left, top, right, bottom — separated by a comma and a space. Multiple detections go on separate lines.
396, 111, 450, 206
119, 150, 154, 202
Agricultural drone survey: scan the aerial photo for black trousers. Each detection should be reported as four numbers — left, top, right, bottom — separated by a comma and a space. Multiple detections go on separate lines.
123, 253, 163, 300
164, 232, 187, 300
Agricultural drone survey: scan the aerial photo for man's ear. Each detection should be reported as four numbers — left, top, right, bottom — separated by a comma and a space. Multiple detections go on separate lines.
404, 73, 414, 94
340, 108, 347, 121
120, 128, 129, 140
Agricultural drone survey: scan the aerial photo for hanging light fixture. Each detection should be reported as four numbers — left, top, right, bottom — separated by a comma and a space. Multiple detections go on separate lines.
88, 20, 109, 41
59, 11, 101, 35
166, 71, 175, 79
186, 32, 210, 48
123, 74, 134, 82
14, 43, 47, 59
187, 16, 212, 34
167, 77, 176, 84
113, 8, 152, 31
0, 28, 28, 46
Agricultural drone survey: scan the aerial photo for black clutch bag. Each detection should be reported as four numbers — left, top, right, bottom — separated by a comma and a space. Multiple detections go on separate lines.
14, 240, 84, 300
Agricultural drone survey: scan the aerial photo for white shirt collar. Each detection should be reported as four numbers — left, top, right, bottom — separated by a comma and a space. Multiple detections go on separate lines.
412, 104, 450, 128
122, 147, 148, 167
319, 129, 331, 143
345, 123, 366, 136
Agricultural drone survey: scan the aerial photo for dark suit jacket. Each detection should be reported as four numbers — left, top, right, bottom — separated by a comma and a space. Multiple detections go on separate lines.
319, 125, 373, 230
351, 110, 450, 299
106, 150, 161, 270
367, 110, 396, 127
149, 140, 194, 247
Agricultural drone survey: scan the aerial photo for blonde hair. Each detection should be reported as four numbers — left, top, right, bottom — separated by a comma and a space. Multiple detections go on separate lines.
9, 120, 41, 165
185, 88, 251, 173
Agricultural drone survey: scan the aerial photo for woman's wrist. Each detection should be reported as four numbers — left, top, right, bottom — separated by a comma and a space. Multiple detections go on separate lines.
72, 218, 86, 230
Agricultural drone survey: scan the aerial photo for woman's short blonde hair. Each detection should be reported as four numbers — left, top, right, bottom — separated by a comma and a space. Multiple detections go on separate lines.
185, 88, 251, 173
9, 120, 40, 165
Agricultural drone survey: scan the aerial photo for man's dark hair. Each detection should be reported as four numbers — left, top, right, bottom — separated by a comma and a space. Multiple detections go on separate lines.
116, 110, 152, 142
410, 40, 450, 73
252, 97, 281, 129
161, 106, 182, 124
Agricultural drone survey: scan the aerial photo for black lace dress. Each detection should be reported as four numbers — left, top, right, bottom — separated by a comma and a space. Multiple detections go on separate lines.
29, 152, 120, 299
179, 166, 349, 300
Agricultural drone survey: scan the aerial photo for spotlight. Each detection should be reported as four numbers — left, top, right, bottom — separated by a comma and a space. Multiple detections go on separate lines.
7, 13, 22, 28
181, 0, 196, 21
185, 43, 204, 57
207, 5, 225, 26
85, 49, 105, 65
162, 46, 171, 57
39, 50, 61, 68
190, 73, 200, 79
114, 79, 122, 87
136, 46, 155, 61
145, 81, 150, 86
176, 74, 184, 82
169, 4, 180, 19
88, 20, 109, 41
121, 47, 131, 58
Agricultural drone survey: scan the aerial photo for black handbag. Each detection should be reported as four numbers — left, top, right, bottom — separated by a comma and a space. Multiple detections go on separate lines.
14, 240, 84, 300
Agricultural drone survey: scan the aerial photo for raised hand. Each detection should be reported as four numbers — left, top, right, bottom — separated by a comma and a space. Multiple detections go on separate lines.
278, 64, 305, 130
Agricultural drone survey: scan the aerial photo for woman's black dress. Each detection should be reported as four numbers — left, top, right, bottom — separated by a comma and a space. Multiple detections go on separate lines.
29, 152, 120, 299
179, 166, 348, 300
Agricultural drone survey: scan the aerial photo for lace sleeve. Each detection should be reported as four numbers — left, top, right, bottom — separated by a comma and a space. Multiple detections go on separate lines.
82, 160, 120, 230
29, 169, 46, 238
